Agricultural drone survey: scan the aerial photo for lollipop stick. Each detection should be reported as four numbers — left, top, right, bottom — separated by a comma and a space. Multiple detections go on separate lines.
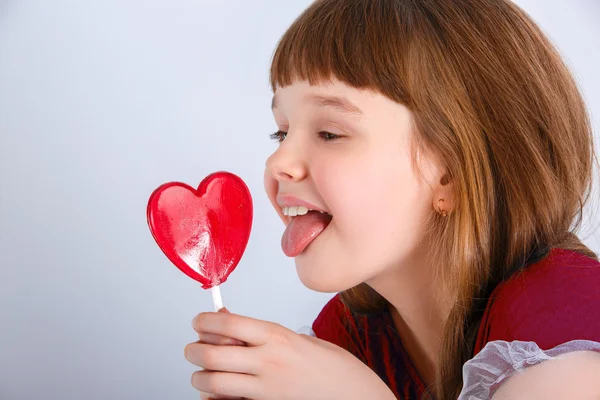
211, 285, 223, 312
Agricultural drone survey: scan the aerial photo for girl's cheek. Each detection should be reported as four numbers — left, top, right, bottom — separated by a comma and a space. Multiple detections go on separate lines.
318, 168, 367, 217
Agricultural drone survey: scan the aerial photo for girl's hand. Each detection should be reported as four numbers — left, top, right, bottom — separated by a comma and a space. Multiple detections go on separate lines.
195, 308, 245, 400
184, 311, 397, 400
198, 308, 245, 346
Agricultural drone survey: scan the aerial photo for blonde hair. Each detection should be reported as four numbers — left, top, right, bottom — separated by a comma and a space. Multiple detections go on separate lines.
269, 0, 599, 398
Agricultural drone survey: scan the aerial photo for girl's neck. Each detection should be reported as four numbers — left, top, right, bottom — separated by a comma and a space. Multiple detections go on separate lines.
389, 304, 439, 387
367, 253, 452, 387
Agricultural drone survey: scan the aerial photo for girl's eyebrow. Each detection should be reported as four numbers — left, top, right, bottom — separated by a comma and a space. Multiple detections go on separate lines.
271, 94, 364, 120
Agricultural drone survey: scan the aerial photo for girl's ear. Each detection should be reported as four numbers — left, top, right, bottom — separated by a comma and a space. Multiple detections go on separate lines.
433, 172, 456, 215
416, 147, 456, 214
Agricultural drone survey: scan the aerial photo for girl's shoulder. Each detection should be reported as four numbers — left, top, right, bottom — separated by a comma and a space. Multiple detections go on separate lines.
312, 294, 367, 360
312, 296, 426, 398
311, 295, 392, 363
463, 248, 600, 399
475, 247, 600, 353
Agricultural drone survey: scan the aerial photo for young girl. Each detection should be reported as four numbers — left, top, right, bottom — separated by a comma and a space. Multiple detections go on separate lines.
184, 0, 600, 398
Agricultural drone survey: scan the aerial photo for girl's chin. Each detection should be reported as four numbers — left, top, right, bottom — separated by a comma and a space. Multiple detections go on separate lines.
294, 255, 362, 293
297, 275, 343, 293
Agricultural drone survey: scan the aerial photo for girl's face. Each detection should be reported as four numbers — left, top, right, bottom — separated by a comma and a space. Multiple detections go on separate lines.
264, 79, 445, 293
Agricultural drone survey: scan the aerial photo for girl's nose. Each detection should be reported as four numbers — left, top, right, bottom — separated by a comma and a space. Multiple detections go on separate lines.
265, 140, 308, 183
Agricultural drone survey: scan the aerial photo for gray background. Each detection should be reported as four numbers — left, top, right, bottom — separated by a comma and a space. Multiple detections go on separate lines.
0, 1, 598, 399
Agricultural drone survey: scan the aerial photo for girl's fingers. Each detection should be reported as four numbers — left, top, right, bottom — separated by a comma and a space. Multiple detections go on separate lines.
192, 310, 255, 399
199, 332, 246, 346
200, 392, 242, 400
191, 371, 259, 399
194, 308, 246, 346
192, 312, 282, 346
185, 341, 259, 374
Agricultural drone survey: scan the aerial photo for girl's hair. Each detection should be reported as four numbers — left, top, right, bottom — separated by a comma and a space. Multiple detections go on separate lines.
269, 0, 599, 398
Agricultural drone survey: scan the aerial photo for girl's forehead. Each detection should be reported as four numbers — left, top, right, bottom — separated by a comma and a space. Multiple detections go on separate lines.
273, 88, 365, 120
273, 80, 379, 110
272, 82, 405, 126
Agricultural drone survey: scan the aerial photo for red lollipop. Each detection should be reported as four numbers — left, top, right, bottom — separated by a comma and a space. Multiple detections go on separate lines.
147, 171, 253, 310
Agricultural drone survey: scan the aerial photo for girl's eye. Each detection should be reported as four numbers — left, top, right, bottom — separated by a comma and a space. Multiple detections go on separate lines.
269, 130, 342, 142
318, 131, 341, 141
269, 130, 287, 142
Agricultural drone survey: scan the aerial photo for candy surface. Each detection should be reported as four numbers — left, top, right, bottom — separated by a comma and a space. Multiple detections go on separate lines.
147, 171, 253, 289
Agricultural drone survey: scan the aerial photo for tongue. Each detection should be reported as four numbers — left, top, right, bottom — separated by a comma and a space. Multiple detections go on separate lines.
281, 211, 332, 257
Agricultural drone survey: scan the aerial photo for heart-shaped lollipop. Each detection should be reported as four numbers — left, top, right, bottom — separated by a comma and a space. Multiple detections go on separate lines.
147, 171, 252, 309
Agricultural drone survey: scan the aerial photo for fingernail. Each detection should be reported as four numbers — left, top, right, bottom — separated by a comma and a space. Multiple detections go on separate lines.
191, 314, 198, 329
218, 307, 230, 313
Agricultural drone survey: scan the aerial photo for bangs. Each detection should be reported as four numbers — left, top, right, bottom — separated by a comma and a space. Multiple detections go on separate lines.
268, 0, 413, 104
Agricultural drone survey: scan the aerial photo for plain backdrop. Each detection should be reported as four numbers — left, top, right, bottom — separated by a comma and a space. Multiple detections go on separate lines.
0, 1, 598, 399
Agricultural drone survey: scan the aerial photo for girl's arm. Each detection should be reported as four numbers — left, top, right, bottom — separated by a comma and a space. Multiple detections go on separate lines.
491, 350, 600, 399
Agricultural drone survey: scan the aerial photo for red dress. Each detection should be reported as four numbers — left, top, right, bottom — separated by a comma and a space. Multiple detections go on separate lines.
312, 248, 600, 399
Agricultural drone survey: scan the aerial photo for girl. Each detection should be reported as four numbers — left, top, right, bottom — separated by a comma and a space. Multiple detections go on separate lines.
184, 0, 600, 398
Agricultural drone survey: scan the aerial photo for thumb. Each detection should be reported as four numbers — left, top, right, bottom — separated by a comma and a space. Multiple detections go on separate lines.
205, 307, 245, 346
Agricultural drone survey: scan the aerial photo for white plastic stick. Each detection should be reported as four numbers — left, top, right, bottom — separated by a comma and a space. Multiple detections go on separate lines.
211, 285, 223, 312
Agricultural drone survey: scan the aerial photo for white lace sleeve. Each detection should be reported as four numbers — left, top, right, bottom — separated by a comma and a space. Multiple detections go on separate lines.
296, 325, 316, 337
457, 339, 600, 400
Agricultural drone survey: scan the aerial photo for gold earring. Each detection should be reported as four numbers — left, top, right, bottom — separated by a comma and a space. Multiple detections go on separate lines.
437, 199, 449, 217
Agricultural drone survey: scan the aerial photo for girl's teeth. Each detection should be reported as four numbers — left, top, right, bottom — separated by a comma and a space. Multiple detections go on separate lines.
282, 206, 309, 216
